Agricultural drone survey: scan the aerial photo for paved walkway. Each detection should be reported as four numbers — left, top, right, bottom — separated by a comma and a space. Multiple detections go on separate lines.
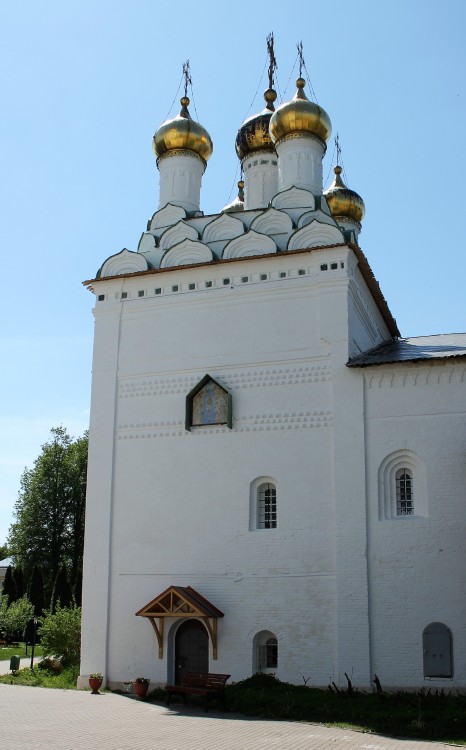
0, 684, 460, 750
0, 656, 40, 674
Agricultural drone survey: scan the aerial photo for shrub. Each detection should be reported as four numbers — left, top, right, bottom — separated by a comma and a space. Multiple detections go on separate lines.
0, 594, 34, 641
38, 605, 81, 665
37, 656, 63, 674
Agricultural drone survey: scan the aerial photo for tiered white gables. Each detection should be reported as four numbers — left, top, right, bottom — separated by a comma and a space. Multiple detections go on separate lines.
79, 51, 466, 691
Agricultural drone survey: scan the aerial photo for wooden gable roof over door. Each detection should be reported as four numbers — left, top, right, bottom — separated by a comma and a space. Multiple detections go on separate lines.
135, 586, 224, 659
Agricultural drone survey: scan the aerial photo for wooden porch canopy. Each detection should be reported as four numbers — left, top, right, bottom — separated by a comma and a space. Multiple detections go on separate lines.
135, 585, 224, 659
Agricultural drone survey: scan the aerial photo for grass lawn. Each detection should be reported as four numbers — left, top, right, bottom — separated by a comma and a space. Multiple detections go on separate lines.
0, 664, 78, 689
0, 643, 43, 661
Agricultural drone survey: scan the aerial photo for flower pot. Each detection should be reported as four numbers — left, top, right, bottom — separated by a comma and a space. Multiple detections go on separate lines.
89, 676, 103, 695
133, 680, 150, 700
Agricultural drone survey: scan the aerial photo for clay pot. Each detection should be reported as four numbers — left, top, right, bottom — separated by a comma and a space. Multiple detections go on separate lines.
133, 680, 150, 700
89, 676, 103, 695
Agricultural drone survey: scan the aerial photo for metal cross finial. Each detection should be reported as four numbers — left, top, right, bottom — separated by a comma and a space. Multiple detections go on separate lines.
335, 133, 341, 165
267, 32, 277, 89
297, 41, 304, 78
182, 60, 192, 98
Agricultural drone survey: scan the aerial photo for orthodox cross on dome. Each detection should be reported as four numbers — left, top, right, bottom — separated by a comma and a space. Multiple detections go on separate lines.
295, 40, 319, 104
267, 32, 277, 90
182, 59, 192, 99
297, 40, 304, 78
335, 133, 342, 166
264, 33, 278, 112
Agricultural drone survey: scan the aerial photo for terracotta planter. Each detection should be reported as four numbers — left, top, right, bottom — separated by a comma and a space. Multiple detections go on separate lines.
89, 676, 103, 695
133, 680, 150, 700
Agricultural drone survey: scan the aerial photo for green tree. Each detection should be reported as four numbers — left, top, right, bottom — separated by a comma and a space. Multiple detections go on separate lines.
2, 566, 17, 605
8, 427, 88, 608
73, 568, 82, 607
13, 567, 25, 599
28, 565, 46, 616
52, 565, 73, 611
0, 543, 9, 561
39, 605, 81, 664
0, 595, 34, 641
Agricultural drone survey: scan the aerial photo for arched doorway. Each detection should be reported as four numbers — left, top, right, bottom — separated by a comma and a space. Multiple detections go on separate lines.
174, 619, 209, 684
423, 622, 453, 678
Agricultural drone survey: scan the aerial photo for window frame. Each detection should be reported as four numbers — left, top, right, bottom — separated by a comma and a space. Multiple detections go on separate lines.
253, 630, 278, 673
378, 450, 427, 520
249, 477, 278, 531
395, 468, 414, 516
257, 483, 277, 529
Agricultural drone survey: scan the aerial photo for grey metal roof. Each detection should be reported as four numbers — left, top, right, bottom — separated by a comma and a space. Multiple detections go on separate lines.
348, 333, 466, 367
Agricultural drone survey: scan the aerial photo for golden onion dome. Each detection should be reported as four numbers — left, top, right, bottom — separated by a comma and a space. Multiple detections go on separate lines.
269, 78, 332, 145
235, 88, 277, 160
153, 96, 213, 163
324, 166, 365, 223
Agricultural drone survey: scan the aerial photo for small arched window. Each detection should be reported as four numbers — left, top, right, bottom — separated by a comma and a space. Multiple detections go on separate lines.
253, 630, 278, 672
257, 483, 277, 529
378, 450, 427, 520
396, 468, 413, 516
423, 622, 453, 678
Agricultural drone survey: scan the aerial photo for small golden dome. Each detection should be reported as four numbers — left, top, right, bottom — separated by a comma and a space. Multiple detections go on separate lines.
269, 78, 332, 144
324, 166, 365, 223
153, 96, 213, 163
235, 88, 277, 160
223, 180, 245, 213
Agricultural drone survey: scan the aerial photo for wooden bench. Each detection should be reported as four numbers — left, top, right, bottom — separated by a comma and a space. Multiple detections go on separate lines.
166, 672, 231, 712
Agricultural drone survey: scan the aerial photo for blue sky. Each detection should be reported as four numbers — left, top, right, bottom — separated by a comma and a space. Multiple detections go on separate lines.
1, 0, 465, 544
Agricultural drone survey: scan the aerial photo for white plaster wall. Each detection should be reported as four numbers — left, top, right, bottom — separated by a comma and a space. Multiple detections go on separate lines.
158, 153, 205, 212
79, 305, 122, 685
275, 136, 325, 194
81, 251, 360, 687
348, 262, 391, 357
364, 364, 466, 688
81, 246, 464, 690
242, 153, 278, 210
106, 426, 337, 686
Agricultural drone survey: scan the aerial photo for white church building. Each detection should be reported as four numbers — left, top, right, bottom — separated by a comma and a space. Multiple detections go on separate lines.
79, 52, 466, 691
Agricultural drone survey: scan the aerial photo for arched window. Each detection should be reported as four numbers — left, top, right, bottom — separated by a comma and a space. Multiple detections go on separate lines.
253, 630, 278, 672
423, 622, 453, 678
396, 468, 413, 516
249, 477, 278, 530
378, 450, 427, 520
257, 483, 277, 529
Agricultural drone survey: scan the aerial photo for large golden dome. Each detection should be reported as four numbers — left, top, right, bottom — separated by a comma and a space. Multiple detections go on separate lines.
153, 96, 213, 163
269, 78, 331, 145
235, 88, 277, 160
324, 166, 365, 223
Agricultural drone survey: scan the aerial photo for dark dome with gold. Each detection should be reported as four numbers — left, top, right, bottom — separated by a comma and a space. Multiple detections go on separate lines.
235, 88, 277, 160
153, 96, 213, 163
269, 78, 331, 145
324, 166, 365, 224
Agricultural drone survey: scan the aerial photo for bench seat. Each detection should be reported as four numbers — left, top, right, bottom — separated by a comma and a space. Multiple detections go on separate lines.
166, 672, 231, 712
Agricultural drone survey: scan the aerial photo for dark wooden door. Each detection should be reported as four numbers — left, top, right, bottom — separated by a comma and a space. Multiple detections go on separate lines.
174, 620, 209, 684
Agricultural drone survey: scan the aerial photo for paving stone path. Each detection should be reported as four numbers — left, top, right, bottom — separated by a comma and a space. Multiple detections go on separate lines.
0, 683, 460, 750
